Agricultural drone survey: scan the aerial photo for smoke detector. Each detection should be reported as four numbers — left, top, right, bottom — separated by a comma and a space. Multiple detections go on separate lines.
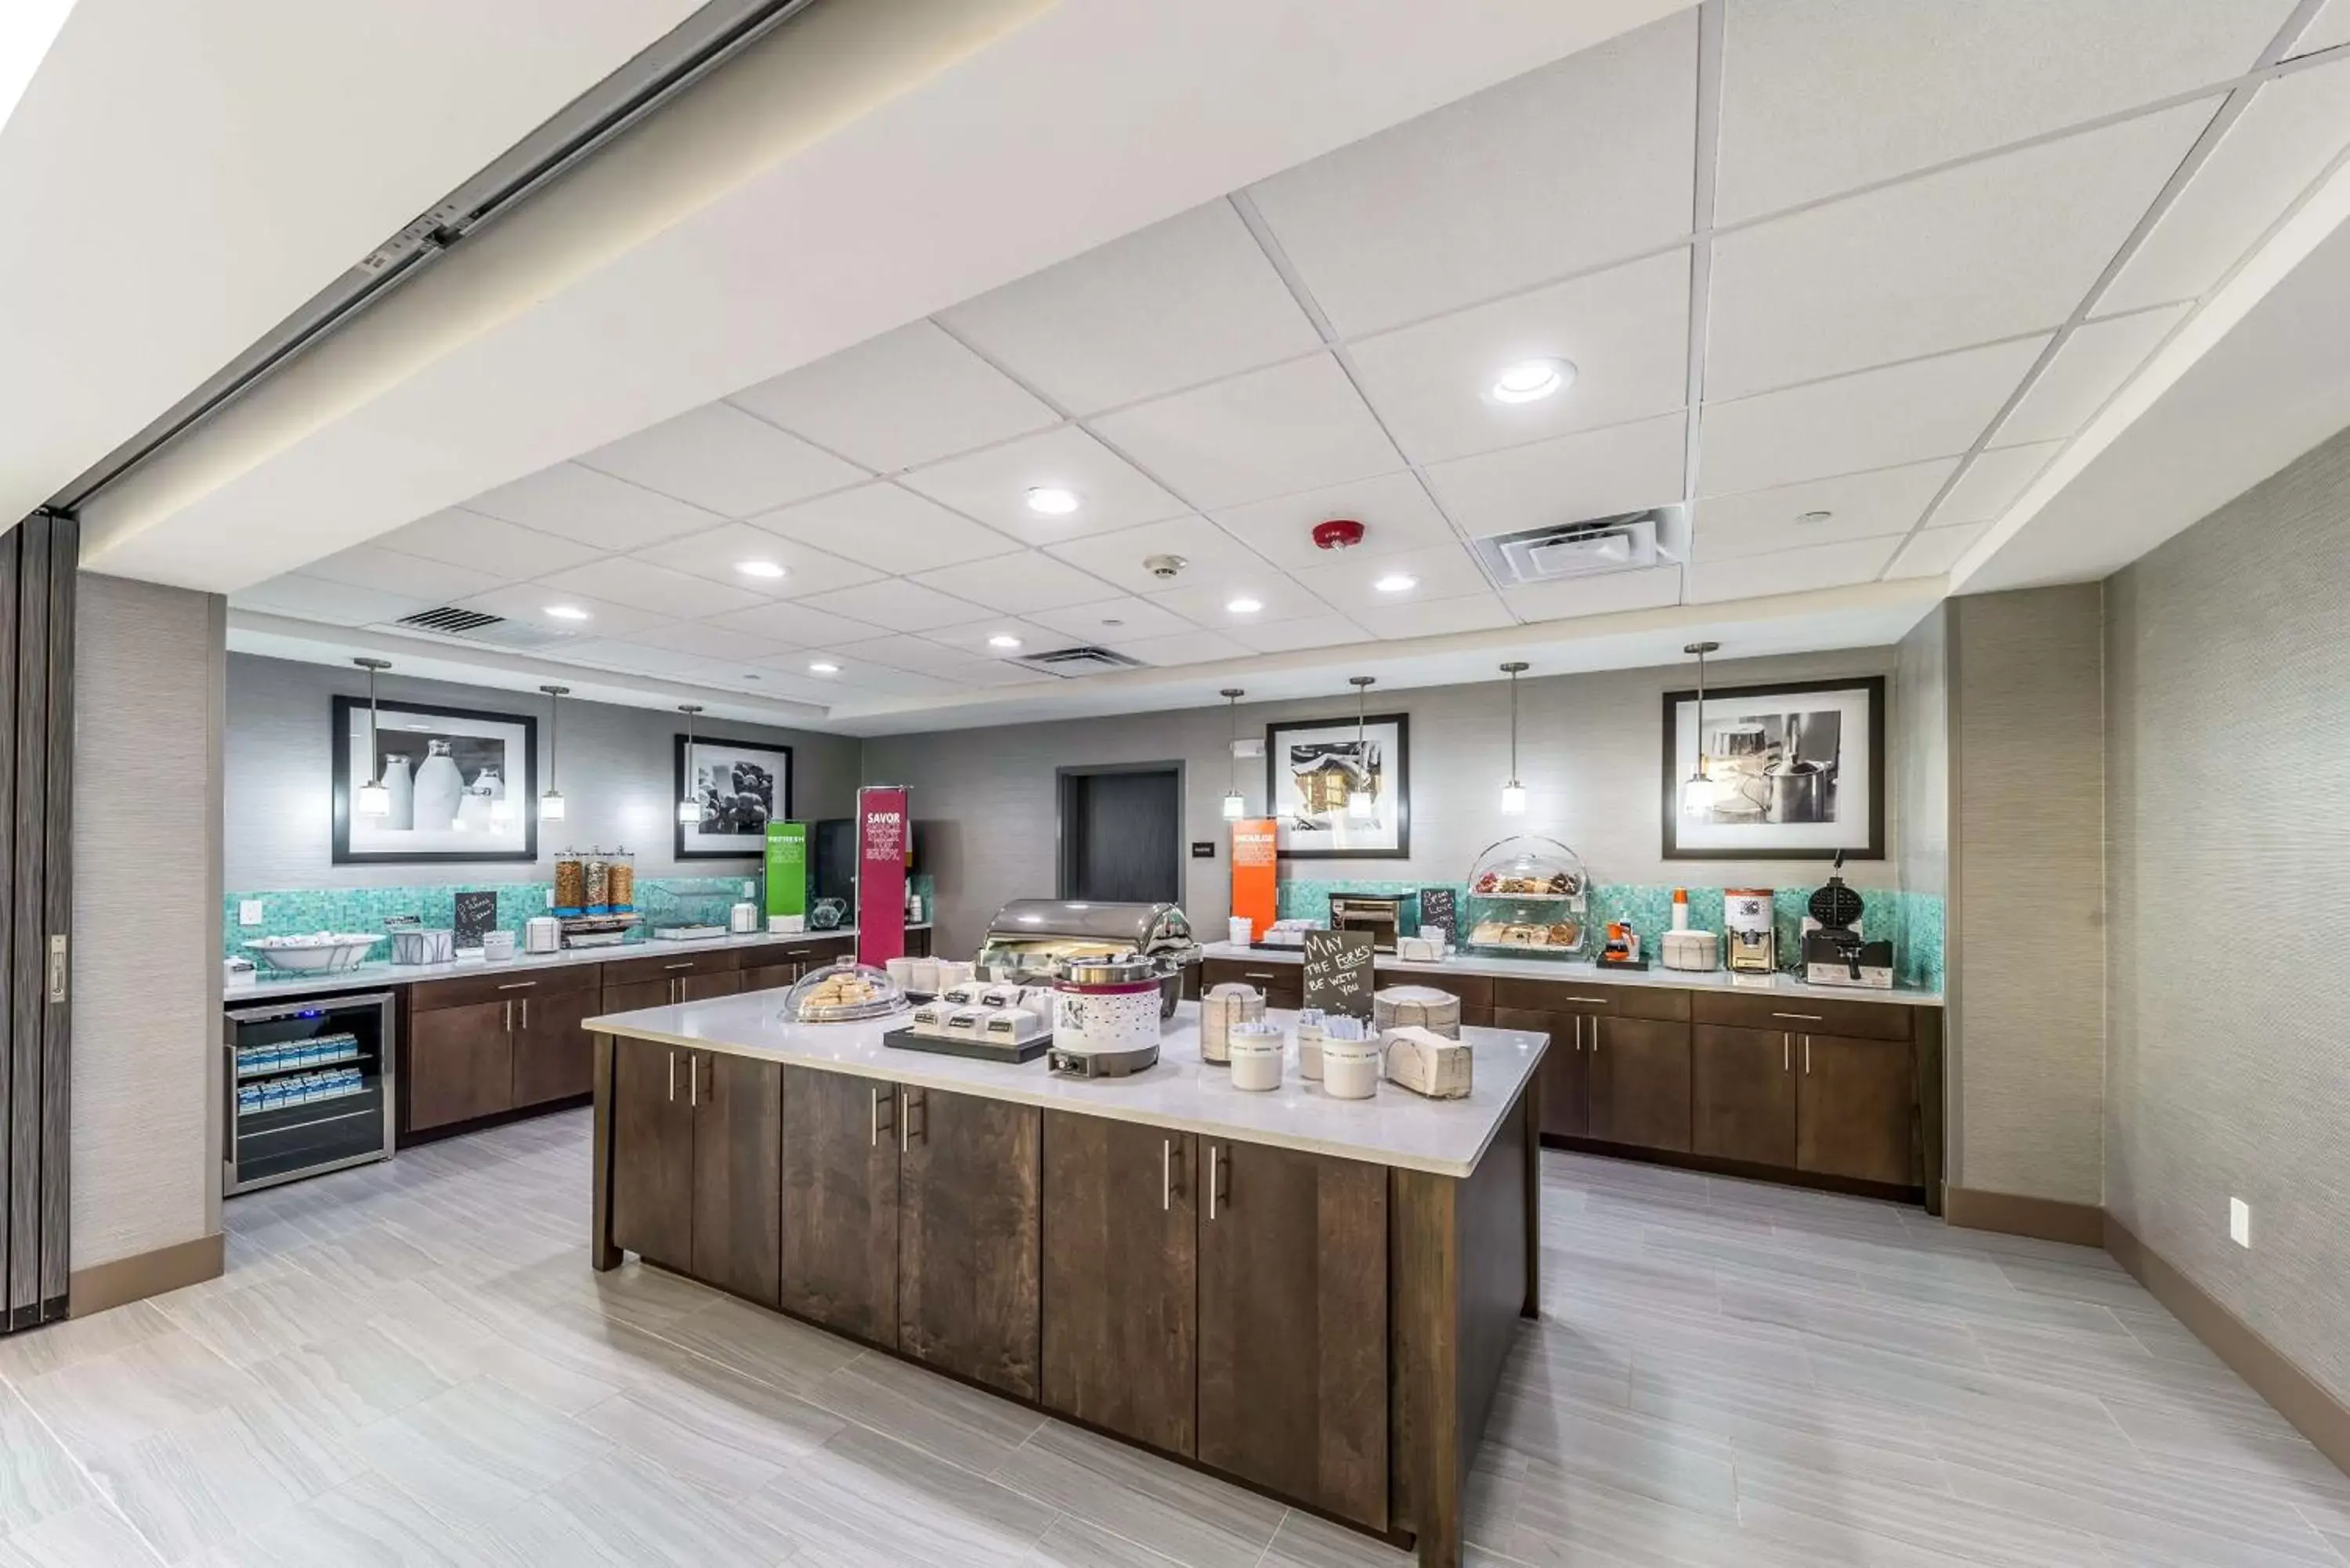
1313, 518, 1366, 551
1144, 553, 1188, 580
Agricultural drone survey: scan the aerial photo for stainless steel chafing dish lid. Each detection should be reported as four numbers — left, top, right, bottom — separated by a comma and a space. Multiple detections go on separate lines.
980, 899, 1194, 952
1059, 953, 1162, 986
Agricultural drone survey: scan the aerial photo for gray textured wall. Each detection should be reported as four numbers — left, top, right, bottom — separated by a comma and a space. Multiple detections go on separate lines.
226, 653, 863, 889
866, 648, 1907, 957
1948, 585, 2106, 1204
74, 575, 225, 1267
2107, 426, 2350, 1405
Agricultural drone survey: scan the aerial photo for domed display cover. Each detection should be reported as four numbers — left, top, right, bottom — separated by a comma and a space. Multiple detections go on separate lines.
785, 959, 908, 1024
1463, 836, 1589, 957
1466, 836, 1588, 901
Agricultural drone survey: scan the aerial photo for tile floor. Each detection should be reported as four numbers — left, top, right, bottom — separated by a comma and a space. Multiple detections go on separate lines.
0, 1113, 2344, 1566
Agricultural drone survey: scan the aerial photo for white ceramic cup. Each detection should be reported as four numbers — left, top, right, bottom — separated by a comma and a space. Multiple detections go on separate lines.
1321, 1038, 1382, 1100
1227, 916, 1253, 945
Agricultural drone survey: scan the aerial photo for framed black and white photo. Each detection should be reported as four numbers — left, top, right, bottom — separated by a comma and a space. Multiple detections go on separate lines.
675, 735, 792, 859
331, 697, 537, 865
1265, 714, 1410, 859
1660, 675, 1884, 860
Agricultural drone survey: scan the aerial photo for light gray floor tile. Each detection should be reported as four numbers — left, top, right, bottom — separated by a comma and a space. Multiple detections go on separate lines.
1021, 1516, 1189, 1567
181, 1472, 506, 1568
1260, 1508, 1415, 1566
996, 1422, 1282, 1568
0, 1384, 92, 1537
743, 1422, 1056, 1566
13, 1333, 260, 1455
79, 1407, 327, 1566
0, 1302, 174, 1385
649, 1292, 862, 1395
0, 1500, 165, 1568
536, 1452, 798, 1568
811, 1350, 1047, 1477
340, 1377, 612, 1530
575, 1364, 842, 1498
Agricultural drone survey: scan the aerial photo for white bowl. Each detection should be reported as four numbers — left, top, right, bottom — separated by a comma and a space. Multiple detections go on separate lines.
244, 934, 383, 974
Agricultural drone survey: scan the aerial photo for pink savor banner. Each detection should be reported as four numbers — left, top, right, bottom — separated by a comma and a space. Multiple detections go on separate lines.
855, 785, 909, 968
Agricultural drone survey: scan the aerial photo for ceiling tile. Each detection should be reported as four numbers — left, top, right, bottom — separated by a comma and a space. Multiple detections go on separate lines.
454, 583, 668, 639
1350, 250, 1690, 464
1146, 576, 1336, 630
907, 551, 1118, 614
728, 320, 1059, 473
918, 617, 1066, 659
1995, 306, 2189, 446
532, 558, 766, 620
622, 621, 788, 663
2100, 61, 2350, 313
899, 425, 1186, 543
230, 576, 436, 627
794, 578, 992, 634
1714, 0, 2292, 222
291, 544, 503, 604
1690, 459, 1958, 562
1683, 537, 1902, 603
1090, 355, 1401, 511
1697, 338, 2045, 497
1209, 471, 1456, 569
577, 402, 866, 518
678, 665, 815, 702
829, 634, 1003, 675
550, 639, 714, 677
373, 508, 605, 579
1885, 523, 1990, 579
748, 483, 1021, 573
1024, 598, 1197, 642
1499, 564, 1684, 623
632, 522, 884, 599
804, 663, 978, 699
1226, 613, 1372, 655
1424, 413, 1686, 539
938, 200, 1322, 414
465, 461, 725, 551
1113, 630, 1251, 667
1707, 101, 2214, 400
2294, 0, 2350, 53
1246, 12, 1697, 334
1361, 592, 1516, 640
1043, 516, 1269, 598
1292, 540, 1493, 614
1937, 442, 2061, 526
705, 599, 884, 649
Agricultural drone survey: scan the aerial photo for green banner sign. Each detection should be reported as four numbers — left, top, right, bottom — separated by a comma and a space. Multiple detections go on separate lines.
765, 821, 808, 920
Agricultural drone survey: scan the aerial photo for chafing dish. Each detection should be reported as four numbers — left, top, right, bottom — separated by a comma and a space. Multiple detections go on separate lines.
976, 899, 1200, 1019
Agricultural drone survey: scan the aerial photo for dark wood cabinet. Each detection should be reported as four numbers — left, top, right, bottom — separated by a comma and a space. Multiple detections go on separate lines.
690, 1052, 783, 1306
1590, 1016, 1692, 1152
1798, 1033, 1915, 1187
407, 999, 515, 1132
1198, 958, 1303, 1010
609, 1036, 695, 1273
512, 985, 598, 1107
1198, 1139, 1387, 1530
779, 1066, 900, 1346
1497, 1005, 1600, 1140
1692, 1024, 1796, 1167
602, 977, 672, 1014
898, 1086, 1042, 1400
741, 963, 797, 993
681, 970, 743, 1003
1041, 1114, 1196, 1456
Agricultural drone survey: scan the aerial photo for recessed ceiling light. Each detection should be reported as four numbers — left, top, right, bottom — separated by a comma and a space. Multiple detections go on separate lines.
808, 661, 840, 674
736, 559, 787, 579
1373, 573, 1419, 594
1025, 486, 1081, 515
987, 634, 1023, 650
1227, 597, 1264, 615
544, 604, 591, 621
1487, 357, 1575, 405
1796, 510, 1834, 525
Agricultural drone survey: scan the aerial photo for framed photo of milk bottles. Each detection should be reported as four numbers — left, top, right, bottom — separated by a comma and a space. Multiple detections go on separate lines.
331, 697, 539, 864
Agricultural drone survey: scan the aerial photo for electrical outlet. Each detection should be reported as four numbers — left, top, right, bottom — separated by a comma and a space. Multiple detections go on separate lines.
742, 880, 754, 898
239, 900, 263, 927
544, 889, 555, 909
2230, 1198, 2251, 1248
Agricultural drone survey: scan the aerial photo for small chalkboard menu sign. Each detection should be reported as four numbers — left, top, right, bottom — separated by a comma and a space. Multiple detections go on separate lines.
454, 891, 498, 952
1418, 887, 1459, 947
1302, 928, 1375, 1022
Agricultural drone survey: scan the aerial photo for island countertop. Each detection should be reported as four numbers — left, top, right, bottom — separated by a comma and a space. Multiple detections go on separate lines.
584, 994, 1544, 1179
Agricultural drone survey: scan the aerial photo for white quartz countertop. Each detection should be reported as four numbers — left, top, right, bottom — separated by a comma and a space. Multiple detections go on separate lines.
586, 996, 1543, 1179
224, 924, 927, 1006
1200, 941, 1943, 1006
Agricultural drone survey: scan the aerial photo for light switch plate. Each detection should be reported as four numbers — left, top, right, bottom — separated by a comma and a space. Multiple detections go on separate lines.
2230, 1198, 2251, 1248
239, 900, 263, 927
742, 880, 754, 898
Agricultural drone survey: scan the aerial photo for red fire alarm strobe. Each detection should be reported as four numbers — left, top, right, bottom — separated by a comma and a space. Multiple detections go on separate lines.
1312, 518, 1366, 551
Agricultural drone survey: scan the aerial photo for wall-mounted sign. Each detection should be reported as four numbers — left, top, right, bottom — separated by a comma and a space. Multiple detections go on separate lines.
1417, 887, 1459, 947
1191, 841, 1217, 859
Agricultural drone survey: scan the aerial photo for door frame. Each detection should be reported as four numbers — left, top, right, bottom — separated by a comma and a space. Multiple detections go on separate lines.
1054, 761, 1185, 905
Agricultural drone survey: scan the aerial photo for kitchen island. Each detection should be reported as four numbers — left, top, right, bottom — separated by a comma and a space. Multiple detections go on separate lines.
585, 994, 1546, 1567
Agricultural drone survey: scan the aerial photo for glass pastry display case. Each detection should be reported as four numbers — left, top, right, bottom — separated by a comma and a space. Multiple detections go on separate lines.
784, 959, 909, 1024
1463, 836, 1590, 959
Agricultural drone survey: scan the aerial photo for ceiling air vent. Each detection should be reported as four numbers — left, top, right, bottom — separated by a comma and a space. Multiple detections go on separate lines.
1011, 645, 1147, 678
389, 607, 580, 651
1472, 507, 1688, 586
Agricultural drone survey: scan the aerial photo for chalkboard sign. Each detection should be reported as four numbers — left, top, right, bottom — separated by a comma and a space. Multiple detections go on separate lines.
1418, 887, 1459, 946
1302, 929, 1375, 1022
454, 891, 498, 952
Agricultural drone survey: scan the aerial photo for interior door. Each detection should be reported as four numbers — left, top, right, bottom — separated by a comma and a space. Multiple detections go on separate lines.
1060, 767, 1180, 904
898, 1086, 1042, 1400
609, 1037, 695, 1273
779, 1065, 899, 1346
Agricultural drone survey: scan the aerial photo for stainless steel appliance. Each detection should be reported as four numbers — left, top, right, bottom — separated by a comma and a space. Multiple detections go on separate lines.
223, 992, 396, 1195
1046, 955, 1166, 1078
976, 899, 1199, 1019
1800, 860, 1893, 988
1329, 893, 1408, 953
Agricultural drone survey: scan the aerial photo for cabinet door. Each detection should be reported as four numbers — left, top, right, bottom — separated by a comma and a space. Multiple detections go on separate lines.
603, 977, 674, 1013
1499, 1008, 1588, 1139
1198, 1140, 1386, 1530
610, 1037, 695, 1273
899, 1086, 1042, 1400
779, 1067, 899, 1346
1041, 1114, 1196, 1455
691, 1052, 783, 1306
1590, 1017, 1692, 1152
739, 963, 798, 994
681, 970, 744, 1003
1798, 1034, 1915, 1186
408, 999, 515, 1131
1692, 1025, 1796, 1168
512, 987, 597, 1107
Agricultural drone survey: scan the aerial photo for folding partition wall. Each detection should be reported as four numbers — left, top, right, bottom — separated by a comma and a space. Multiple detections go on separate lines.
0, 511, 74, 1332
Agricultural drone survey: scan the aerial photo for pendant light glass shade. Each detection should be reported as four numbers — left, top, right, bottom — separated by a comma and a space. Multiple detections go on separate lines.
1680, 641, 1723, 818
356, 779, 390, 818
540, 686, 569, 822
540, 789, 566, 823
1500, 782, 1528, 816
1499, 661, 1529, 816
1219, 688, 1247, 819
678, 704, 703, 826
354, 658, 392, 817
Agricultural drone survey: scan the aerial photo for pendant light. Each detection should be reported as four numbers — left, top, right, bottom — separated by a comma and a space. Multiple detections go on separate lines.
353, 658, 392, 818
1499, 661, 1529, 815
539, 685, 569, 823
1680, 641, 1724, 817
1219, 688, 1247, 820
677, 703, 704, 826
1345, 675, 1377, 822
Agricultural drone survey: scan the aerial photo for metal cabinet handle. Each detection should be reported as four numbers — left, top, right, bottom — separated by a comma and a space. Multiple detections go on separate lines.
496, 980, 537, 991
1242, 970, 1277, 981
1566, 995, 1609, 1005
1162, 1139, 1172, 1212
1784, 1032, 1791, 1072
667, 1050, 676, 1102
690, 1055, 700, 1107
1571, 1016, 1582, 1052
663, 962, 694, 971
1804, 1035, 1812, 1075
1590, 1018, 1600, 1055
1772, 1012, 1823, 1022
504, 1000, 512, 1033
521, 998, 530, 1031
1207, 1144, 1220, 1219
